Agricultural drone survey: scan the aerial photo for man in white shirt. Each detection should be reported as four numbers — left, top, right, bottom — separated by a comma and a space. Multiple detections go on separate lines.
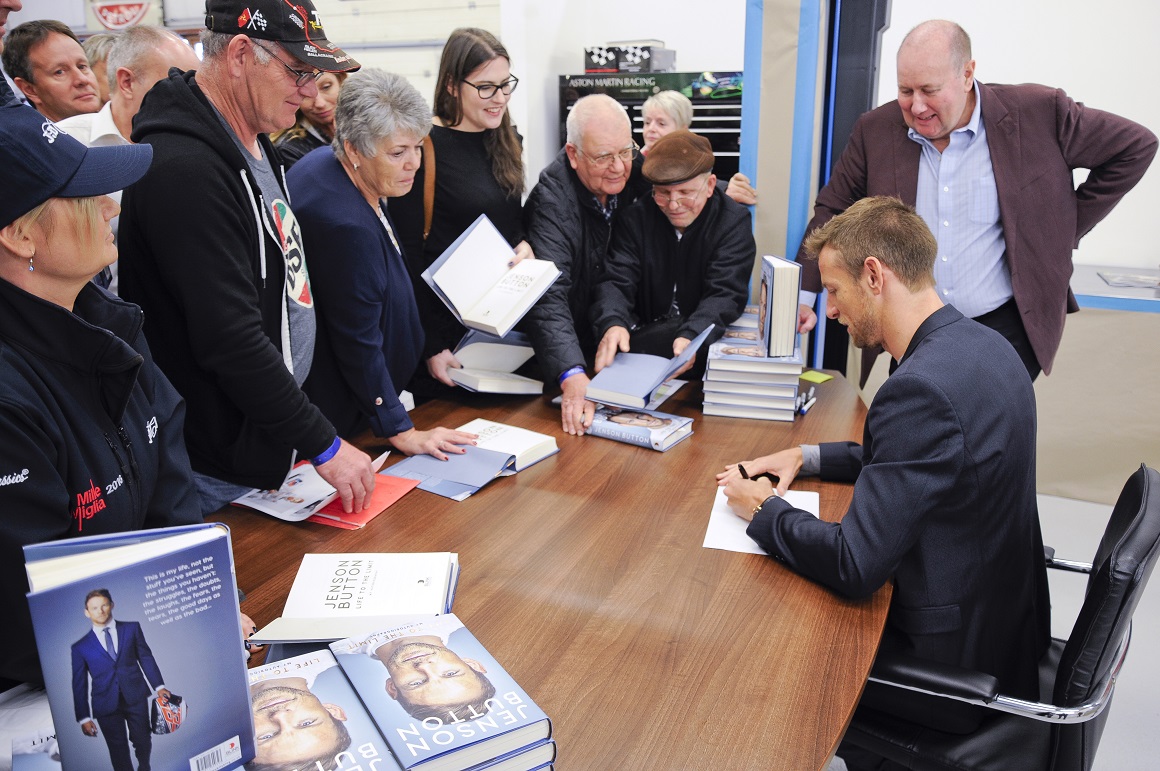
56, 26, 200, 293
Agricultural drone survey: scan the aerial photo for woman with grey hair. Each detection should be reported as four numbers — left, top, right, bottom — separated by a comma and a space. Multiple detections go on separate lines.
286, 69, 476, 458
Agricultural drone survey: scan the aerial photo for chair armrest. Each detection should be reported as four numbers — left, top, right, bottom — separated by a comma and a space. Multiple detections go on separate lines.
1045, 543, 1093, 573
868, 651, 999, 706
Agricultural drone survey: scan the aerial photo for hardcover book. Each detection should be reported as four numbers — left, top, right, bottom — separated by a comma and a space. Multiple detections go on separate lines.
586, 324, 714, 409
421, 215, 560, 338
247, 649, 556, 771
702, 378, 798, 400
329, 615, 553, 771
705, 342, 804, 375
251, 553, 460, 644
702, 401, 796, 422
388, 420, 558, 501
586, 405, 694, 452
449, 330, 543, 395
23, 524, 254, 771
758, 254, 802, 358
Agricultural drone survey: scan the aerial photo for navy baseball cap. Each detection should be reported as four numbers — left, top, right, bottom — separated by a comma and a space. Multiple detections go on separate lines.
205, 0, 360, 73
0, 102, 153, 229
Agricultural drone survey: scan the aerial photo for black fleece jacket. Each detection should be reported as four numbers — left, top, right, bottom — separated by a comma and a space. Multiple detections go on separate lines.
119, 69, 335, 489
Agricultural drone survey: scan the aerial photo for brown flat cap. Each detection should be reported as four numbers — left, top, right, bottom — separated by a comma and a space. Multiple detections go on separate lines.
642, 130, 714, 185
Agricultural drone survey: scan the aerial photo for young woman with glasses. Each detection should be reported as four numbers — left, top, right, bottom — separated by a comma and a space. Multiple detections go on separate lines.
388, 27, 534, 399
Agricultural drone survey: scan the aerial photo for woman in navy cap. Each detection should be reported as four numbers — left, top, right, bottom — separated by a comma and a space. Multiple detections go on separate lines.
0, 102, 202, 689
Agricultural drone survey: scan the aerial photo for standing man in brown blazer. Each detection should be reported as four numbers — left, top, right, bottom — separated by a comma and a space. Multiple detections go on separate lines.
797, 19, 1157, 381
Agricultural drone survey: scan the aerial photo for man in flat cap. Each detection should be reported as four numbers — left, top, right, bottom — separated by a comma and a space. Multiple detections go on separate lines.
118, 0, 377, 516
592, 129, 754, 374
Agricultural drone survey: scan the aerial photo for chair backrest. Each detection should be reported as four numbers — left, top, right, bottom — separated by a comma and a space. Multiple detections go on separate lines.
1050, 464, 1160, 769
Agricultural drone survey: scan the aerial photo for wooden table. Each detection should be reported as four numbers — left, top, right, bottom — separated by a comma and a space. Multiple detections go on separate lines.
211, 374, 889, 771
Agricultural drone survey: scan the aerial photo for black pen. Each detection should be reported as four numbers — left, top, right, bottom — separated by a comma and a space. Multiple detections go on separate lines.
738, 464, 749, 479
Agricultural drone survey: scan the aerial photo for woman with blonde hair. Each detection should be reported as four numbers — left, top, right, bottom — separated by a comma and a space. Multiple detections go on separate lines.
272, 71, 348, 170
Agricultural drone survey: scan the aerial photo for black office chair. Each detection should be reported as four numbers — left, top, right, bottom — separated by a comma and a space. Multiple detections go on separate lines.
842, 464, 1160, 770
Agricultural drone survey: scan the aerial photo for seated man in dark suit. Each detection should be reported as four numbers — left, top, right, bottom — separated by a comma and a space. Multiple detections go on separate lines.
72, 589, 169, 771
718, 197, 1050, 765
592, 130, 753, 376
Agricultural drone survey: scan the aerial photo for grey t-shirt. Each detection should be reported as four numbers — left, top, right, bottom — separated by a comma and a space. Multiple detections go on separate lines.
216, 110, 316, 385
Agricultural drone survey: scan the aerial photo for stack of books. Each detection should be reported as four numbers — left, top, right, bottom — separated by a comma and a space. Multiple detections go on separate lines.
251, 615, 556, 771
702, 311, 802, 421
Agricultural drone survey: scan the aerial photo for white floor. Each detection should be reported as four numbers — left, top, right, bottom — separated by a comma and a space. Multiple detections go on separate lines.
1039, 494, 1160, 770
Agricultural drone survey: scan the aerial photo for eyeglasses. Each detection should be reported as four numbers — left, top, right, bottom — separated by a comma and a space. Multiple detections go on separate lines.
577, 141, 639, 170
252, 40, 322, 88
652, 176, 710, 209
461, 76, 519, 99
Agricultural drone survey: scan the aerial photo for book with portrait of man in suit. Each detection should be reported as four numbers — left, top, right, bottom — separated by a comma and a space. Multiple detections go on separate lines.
23, 523, 254, 771
328, 614, 553, 771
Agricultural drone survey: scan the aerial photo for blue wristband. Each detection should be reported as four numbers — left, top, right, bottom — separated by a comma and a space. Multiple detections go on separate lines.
311, 436, 341, 466
558, 366, 585, 385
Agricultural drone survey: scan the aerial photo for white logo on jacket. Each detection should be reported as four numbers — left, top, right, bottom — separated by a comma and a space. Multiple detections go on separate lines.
0, 469, 30, 486
146, 416, 158, 444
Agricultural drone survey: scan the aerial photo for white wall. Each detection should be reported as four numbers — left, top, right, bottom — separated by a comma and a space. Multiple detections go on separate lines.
501, 0, 748, 185
877, 2, 1160, 269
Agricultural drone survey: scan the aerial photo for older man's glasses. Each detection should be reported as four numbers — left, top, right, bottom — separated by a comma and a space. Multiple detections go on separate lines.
252, 40, 322, 87
578, 142, 639, 170
461, 76, 519, 99
652, 176, 710, 209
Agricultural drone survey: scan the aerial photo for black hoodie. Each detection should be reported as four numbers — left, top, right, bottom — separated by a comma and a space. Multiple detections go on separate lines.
119, 69, 335, 489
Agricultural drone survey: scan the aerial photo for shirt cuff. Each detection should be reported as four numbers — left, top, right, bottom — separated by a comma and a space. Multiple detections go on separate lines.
799, 290, 817, 309
800, 444, 821, 476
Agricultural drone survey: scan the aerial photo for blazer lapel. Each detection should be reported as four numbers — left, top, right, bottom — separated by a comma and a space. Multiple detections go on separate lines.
980, 84, 1019, 256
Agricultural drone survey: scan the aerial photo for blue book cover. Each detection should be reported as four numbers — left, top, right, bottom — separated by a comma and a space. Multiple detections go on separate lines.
586, 324, 715, 408
329, 615, 552, 771
246, 649, 556, 771
388, 447, 514, 501
586, 405, 694, 452
24, 524, 254, 771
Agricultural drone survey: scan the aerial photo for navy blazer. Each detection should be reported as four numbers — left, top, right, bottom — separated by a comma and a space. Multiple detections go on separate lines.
747, 306, 1050, 700
72, 620, 164, 720
797, 82, 1157, 375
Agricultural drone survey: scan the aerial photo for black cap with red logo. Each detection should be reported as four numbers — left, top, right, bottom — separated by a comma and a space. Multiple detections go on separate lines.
204, 0, 360, 74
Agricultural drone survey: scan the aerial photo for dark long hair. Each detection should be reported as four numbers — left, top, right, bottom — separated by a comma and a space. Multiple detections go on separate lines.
433, 28, 524, 197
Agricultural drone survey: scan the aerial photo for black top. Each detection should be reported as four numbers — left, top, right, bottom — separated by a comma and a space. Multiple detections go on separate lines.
388, 125, 524, 362
273, 127, 328, 171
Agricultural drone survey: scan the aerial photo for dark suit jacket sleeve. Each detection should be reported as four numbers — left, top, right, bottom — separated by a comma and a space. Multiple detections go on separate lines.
747, 372, 965, 599
794, 115, 874, 293
72, 638, 93, 722
523, 177, 588, 380
818, 441, 864, 483
1050, 88, 1158, 245
128, 622, 165, 691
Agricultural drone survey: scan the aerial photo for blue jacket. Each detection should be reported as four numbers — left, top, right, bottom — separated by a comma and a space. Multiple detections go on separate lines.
72, 620, 164, 720
290, 147, 423, 439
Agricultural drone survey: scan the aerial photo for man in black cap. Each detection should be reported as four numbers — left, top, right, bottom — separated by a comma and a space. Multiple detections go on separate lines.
592, 129, 754, 374
117, 0, 376, 516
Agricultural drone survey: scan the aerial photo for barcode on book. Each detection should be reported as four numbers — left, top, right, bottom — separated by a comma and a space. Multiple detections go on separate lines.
189, 735, 244, 771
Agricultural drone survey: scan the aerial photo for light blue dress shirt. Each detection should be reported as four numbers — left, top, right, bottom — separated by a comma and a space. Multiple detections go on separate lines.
911, 82, 1011, 319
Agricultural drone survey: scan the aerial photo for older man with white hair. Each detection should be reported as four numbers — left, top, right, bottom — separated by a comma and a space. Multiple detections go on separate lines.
523, 94, 651, 435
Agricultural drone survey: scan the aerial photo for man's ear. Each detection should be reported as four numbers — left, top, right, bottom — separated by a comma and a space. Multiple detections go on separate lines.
115, 66, 134, 100
706, 173, 717, 195
564, 143, 580, 171
963, 59, 977, 89
464, 658, 488, 675
863, 256, 886, 295
385, 679, 398, 700
323, 703, 348, 722
12, 77, 43, 108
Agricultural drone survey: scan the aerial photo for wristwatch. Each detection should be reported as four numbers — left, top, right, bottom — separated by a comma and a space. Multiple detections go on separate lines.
752, 493, 780, 518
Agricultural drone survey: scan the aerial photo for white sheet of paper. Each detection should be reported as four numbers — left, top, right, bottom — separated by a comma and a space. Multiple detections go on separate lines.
703, 485, 820, 554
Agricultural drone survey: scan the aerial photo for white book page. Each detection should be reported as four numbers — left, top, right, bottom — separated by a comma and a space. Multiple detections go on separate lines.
431, 218, 515, 311
462, 260, 557, 326
702, 486, 819, 554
